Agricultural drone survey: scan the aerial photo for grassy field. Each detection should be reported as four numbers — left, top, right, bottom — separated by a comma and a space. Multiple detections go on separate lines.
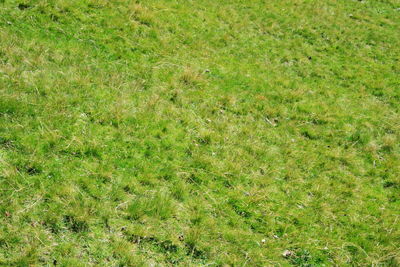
0, 0, 399, 266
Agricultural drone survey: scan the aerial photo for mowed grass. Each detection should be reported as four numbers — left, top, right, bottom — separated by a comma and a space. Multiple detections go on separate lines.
0, 0, 399, 265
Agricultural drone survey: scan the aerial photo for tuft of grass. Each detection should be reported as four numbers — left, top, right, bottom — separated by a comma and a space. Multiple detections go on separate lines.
128, 191, 175, 220
129, 3, 154, 27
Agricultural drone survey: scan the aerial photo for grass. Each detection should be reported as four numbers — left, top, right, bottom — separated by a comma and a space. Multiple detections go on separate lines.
0, 0, 399, 265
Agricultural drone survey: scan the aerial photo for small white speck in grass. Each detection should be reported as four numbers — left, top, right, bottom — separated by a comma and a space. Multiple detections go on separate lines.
282, 250, 294, 258
178, 234, 184, 241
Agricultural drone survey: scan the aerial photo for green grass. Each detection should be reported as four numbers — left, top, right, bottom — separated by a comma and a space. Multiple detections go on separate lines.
0, 0, 399, 265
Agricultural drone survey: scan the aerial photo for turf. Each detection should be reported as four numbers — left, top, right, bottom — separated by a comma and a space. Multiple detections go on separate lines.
0, 0, 399, 266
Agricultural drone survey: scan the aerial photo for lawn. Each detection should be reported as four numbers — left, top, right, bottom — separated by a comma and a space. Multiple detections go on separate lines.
0, 0, 399, 266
